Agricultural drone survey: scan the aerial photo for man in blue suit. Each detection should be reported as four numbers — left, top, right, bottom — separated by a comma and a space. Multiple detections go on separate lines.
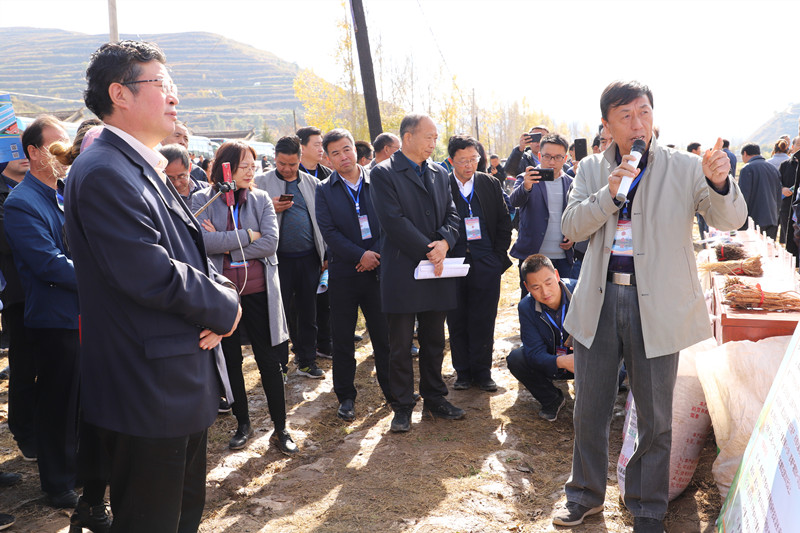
64, 41, 241, 533
315, 129, 392, 421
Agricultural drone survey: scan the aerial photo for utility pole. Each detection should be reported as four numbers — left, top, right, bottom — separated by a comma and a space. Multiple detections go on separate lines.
472, 88, 478, 140
108, 0, 119, 42
349, 0, 382, 140
292, 109, 297, 132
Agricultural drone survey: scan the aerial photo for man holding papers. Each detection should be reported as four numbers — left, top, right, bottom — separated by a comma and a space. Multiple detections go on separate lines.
370, 114, 463, 433
445, 134, 512, 392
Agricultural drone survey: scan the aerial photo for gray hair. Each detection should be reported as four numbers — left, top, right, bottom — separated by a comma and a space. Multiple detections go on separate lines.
159, 144, 190, 169
399, 113, 431, 140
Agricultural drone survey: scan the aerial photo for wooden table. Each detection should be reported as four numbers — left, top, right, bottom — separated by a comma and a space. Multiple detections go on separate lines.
711, 274, 800, 343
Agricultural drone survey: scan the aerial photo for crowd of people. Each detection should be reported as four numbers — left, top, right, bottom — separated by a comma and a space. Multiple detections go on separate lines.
0, 38, 779, 533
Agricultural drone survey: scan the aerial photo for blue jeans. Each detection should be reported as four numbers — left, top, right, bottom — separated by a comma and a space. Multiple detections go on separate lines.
566, 282, 678, 520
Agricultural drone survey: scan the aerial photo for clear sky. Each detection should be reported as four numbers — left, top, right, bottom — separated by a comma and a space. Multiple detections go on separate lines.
6, 0, 800, 147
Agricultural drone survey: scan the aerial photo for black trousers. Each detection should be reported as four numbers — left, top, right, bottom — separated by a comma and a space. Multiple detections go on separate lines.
506, 347, 572, 408
278, 253, 319, 367
446, 253, 503, 384
31, 327, 79, 494
386, 311, 448, 410
328, 272, 392, 403
316, 290, 332, 355
221, 291, 287, 431
97, 425, 207, 533
5, 302, 36, 450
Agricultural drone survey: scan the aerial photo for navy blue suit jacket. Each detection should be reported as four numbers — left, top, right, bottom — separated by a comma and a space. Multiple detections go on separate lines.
64, 129, 239, 439
315, 168, 381, 279
509, 173, 574, 263
519, 278, 576, 379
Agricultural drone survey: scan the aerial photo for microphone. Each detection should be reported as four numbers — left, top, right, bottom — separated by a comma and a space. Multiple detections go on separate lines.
615, 139, 647, 202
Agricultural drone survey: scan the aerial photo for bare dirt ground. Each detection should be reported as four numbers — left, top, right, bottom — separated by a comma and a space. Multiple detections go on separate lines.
0, 267, 721, 532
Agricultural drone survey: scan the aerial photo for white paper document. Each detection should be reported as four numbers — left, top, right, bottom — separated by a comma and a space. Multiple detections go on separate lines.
414, 257, 470, 279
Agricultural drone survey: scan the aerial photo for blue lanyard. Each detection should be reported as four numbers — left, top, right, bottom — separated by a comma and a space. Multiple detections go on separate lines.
55, 191, 65, 212
621, 163, 647, 218
459, 185, 475, 217
301, 164, 318, 178
232, 203, 240, 229
543, 303, 566, 347
344, 179, 363, 215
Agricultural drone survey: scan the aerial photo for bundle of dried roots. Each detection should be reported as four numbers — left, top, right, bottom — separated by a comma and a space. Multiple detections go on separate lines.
699, 256, 763, 277
723, 282, 800, 311
715, 243, 748, 262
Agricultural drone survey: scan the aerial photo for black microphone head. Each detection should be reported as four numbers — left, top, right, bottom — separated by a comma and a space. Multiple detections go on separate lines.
631, 139, 647, 154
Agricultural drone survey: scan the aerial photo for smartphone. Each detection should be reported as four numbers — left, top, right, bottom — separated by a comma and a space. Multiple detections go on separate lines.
526, 132, 542, 144
535, 168, 555, 181
574, 138, 588, 161
279, 194, 294, 202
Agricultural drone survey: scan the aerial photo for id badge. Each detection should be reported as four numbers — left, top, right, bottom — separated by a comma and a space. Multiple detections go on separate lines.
229, 261, 247, 268
556, 347, 568, 357
611, 219, 633, 256
465, 216, 482, 240
358, 215, 372, 240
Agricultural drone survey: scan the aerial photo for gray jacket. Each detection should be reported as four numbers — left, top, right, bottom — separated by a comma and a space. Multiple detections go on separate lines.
254, 169, 326, 266
191, 187, 289, 346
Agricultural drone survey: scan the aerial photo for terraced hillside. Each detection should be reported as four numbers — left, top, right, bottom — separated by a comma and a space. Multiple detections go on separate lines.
0, 27, 303, 130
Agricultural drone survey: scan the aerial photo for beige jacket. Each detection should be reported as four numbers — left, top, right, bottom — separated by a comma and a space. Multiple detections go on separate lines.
561, 137, 748, 357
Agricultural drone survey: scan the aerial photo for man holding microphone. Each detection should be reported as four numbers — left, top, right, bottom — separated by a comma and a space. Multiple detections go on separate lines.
553, 81, 747, 531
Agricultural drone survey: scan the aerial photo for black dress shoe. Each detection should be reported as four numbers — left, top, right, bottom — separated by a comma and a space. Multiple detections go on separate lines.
270, 429, 298, 455
218, 397, 232, 414
353, 334, 363, 342
390, 409, 411, 432
0, 472, 20, 487
422, 399, 465, 420
228, 423, 252, 450
337, 399, 355, 421
47, 489, 79, 509
0, 513, 13, 531
70, 497, 111, 533
478, 379, 498, 392
452, 379, 471, 390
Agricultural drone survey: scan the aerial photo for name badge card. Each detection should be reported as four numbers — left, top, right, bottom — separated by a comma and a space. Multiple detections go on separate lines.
465, 217, 482, 240
611, 219, 633, 256
556, 347, 568, 357
358, 215, 372, 240
230, 261, 247, 268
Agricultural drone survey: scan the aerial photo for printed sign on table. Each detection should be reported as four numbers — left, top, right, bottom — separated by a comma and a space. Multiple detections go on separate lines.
718, 322, 800, 531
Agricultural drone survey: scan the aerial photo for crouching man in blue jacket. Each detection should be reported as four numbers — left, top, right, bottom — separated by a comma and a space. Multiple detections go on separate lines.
506, 254, 575, 422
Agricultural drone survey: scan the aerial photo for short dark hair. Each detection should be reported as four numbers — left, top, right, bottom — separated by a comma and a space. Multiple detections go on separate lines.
399, 113, 429, 140
489, 154, 500, 161
591, 134, 600, 148
209, 141, 257, 186
296, 126, 322, 146
321, 128, 355, 153
447, 134, 480, 158
159, 144, 190, 170
355, 140, 373, 161
520, 254, 555, 278
275, 135, 301, 157
722, 139, 730, 149
21, 115, 63, 159
84, 40, 167, 119
741, 143, 760, 156
539, 133, 569, 152
600, 80, 654, 121
687, 142, 701, 153
372, 132, 399, 152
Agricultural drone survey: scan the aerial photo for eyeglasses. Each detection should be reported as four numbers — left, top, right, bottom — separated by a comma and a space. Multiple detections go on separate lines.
239, 165, 259, 174
540, 154, 565, 163
122, 78, 178, 97
166, 172, 190, 182
453, 156, 481, 167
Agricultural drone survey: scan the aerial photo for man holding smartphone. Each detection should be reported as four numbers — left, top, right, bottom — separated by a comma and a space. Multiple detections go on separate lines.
504, 125, 549, 176
510, 134, 575, 291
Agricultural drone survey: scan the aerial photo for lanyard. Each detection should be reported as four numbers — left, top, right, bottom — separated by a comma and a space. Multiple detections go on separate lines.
459, 187, 475, 217
543, 303, 566, 346
232, 203, 240, 229
301, 163, 318, 178
621, 163, 647, 218
344, 179, 363, 215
